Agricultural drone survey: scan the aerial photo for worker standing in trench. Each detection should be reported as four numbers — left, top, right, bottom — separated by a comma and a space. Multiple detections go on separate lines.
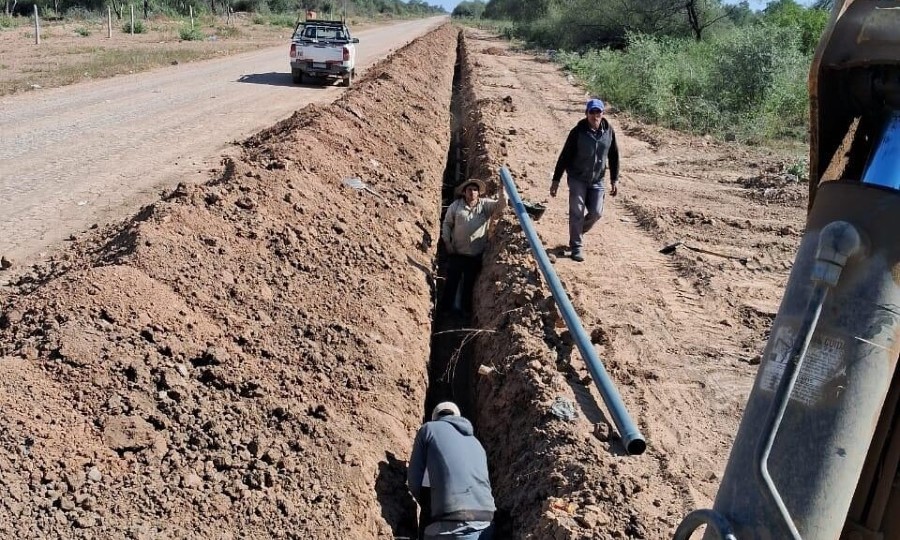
439, 178, 506, 315
408, 402, 496, 539
550, 98, 620, 262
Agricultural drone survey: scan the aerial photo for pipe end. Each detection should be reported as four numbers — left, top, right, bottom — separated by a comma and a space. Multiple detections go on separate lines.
626, 436, 647, 456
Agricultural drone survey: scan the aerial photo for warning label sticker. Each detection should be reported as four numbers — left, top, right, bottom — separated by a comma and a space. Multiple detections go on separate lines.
759, 326, 846, 407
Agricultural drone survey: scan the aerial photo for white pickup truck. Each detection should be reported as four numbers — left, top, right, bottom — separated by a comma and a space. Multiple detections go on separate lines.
289, 19, 359, 87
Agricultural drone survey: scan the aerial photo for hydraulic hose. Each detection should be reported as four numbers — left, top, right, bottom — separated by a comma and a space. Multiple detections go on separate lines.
499, 166, 646, 455
673, 509, 737, 540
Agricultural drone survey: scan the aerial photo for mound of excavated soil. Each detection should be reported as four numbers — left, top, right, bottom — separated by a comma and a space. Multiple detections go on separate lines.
735, 171, 806, 204
0, 24, 458, 539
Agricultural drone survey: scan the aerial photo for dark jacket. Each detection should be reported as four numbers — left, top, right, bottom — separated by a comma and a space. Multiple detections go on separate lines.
408, 416, 495, 522
552, 117, 619, 187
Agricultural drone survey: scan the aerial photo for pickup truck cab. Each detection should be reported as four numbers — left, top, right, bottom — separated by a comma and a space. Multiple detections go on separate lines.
290, 19, 359, 87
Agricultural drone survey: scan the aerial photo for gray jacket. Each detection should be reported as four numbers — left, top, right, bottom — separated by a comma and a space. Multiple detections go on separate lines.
552, 117, 620, 187
408, 416, 496, 521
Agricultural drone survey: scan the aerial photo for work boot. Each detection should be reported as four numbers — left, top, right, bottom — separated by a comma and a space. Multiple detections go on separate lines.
571, 249, 585, 262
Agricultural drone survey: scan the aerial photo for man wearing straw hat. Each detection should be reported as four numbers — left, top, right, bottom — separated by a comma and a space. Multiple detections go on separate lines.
550, 98, 620, 262
440, 178, 505, 315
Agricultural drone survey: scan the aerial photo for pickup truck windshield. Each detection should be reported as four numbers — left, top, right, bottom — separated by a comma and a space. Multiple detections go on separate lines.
294, 25, 348, 42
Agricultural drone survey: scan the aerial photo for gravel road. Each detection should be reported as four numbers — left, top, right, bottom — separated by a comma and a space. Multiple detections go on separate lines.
0, 17, 445, 265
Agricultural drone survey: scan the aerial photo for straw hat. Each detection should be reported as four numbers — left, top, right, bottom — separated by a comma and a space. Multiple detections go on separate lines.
454, 178, 487, 197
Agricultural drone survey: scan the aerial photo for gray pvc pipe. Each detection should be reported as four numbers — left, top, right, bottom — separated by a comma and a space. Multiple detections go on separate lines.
499, 166, 646, 455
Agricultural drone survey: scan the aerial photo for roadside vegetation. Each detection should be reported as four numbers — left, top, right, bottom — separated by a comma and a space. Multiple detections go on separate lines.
3, 0, 445, 22
455, 0, 831, 144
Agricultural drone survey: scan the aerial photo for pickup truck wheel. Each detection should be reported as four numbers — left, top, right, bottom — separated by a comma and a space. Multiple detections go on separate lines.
342, 70, 353, 88
291, 69, 302, 84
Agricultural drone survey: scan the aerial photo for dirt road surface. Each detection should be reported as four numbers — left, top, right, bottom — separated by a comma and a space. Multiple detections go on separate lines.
0, 16, 444, 267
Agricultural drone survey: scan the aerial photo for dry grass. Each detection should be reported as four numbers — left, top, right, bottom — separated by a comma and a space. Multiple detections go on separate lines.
0, 15, 289, 96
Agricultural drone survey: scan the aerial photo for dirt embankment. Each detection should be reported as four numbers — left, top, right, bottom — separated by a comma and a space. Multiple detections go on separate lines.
0, 24, 458, 539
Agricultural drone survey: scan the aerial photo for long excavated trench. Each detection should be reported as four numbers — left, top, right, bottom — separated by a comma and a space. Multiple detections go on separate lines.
0, 24, 660, 539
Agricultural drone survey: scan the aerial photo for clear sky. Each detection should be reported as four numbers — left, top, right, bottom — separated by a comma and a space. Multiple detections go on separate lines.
432, 0, 819, 13
432, 0, 460, 11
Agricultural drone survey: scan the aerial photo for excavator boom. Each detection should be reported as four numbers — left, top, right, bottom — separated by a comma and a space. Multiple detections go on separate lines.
676, 2, 900, 538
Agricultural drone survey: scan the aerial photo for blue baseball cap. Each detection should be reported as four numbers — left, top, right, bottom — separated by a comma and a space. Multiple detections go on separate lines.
585, 98, 605, 113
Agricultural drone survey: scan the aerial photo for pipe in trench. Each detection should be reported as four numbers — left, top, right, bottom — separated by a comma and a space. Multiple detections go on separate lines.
498, 166, 646, 456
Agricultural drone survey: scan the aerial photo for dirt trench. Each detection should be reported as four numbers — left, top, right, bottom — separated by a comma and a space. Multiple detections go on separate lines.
0, 21, 632, 539
0, 20, 807, 540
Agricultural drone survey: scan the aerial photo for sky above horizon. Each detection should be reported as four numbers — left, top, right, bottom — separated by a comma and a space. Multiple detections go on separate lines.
431, 0, 818, 13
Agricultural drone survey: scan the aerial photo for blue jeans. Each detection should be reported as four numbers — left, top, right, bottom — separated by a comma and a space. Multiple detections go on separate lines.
424, 521, 494, 540
568, 181, 605, 252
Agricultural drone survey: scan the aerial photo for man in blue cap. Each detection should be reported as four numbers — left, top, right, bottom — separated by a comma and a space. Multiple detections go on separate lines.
409, 402, 496, 539
550, 98, 620, 262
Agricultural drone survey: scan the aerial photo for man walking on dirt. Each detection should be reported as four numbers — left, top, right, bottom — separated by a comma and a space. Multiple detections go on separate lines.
440, 178, 505, 314
409, 402, 496, 540
550, 98, 620, 262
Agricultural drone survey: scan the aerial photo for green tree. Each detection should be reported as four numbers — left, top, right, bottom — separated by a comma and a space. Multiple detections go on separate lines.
452, 0, 484, 18
483, 0, 547, 22
724, 1, 756, 26
685, 0, 730, 40
762, 0, 828, 54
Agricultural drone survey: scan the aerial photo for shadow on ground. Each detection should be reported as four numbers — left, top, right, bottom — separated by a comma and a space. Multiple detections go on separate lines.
376, 451, 419, 539
236, 72, 323, 88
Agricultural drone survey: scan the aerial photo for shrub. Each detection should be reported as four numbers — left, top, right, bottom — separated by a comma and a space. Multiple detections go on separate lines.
214, 24, 241, 38
249, 12, 296, 27
268, 0, 295, 14
231, 0, 260, 11
267, 13, 296, 28
787, 158, 809, 181
560, 27, 811, 142
122, 20, 146, 33
179, 24, 204, 40
0, 14, 19, 29
465, 18, 514, 38
756, 45, 809, 139
709, 25, 797, 115
75, 26, 91, 37
66, 7, 98, 21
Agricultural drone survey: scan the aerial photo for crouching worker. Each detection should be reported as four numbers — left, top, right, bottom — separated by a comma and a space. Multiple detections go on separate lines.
408, 402, 496, 540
